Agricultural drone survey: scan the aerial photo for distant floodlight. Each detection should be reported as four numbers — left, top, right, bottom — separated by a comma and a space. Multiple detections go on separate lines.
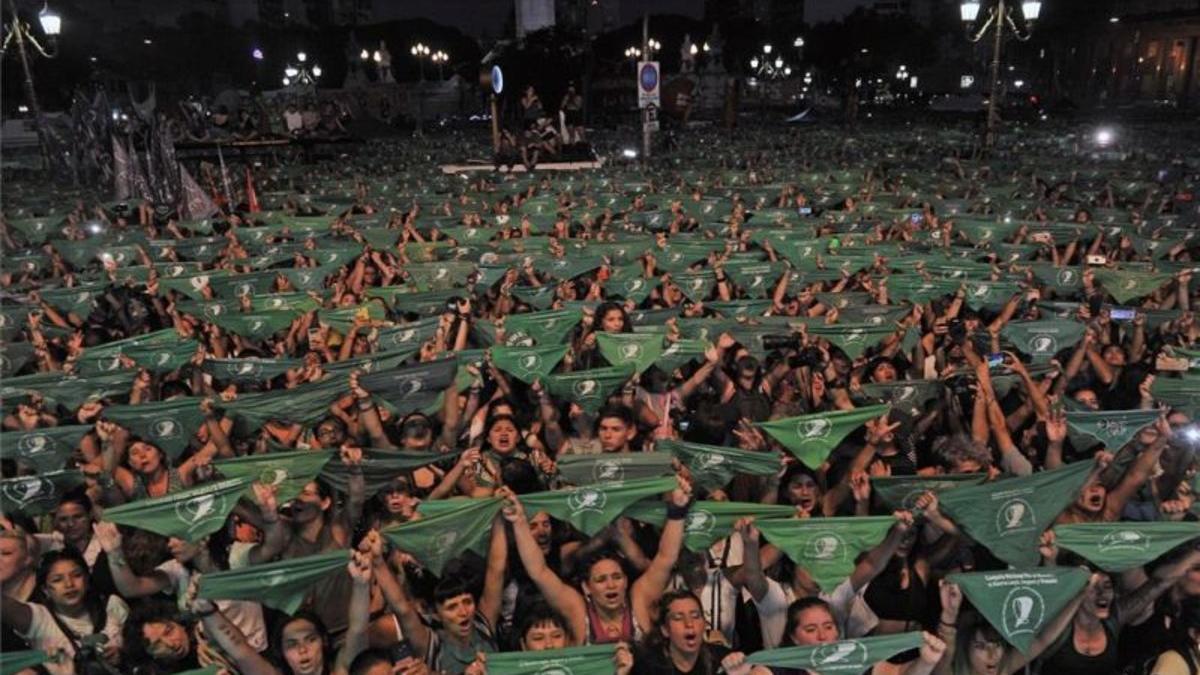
1109, 16, 1119, 23
961, 74, 975, 88
360, 49, 369, 60
373, 50, 382, 63
750, 57, 759, 69
252, 48, 264, 61
1095, 127, 1115, 146
312, 65, 322, 77
763, 44, 772, 54
793, 37, 804, 48
1014, 79, 1025, 88
282, 77, 291, 86
297, 51, 307, 62
622, 148, 637, 159
285, 66, 299, 78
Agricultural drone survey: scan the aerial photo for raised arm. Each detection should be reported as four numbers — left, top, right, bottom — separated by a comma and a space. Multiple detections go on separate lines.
478, 514, 509, 631
501, 494, 588, 642
333, 551, 373, 675
244, 483, 290, 565
1102, 418, 1169, 521
187, 577, 279, 675
94, 521, 172, 597
630, 480, 691, 632
350, 370, 396, 449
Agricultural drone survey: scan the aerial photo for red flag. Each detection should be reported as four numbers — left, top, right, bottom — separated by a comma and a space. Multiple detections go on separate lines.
245, 166, 261, 213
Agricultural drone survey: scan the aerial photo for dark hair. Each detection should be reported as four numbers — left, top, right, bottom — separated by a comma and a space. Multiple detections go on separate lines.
37, 549, 107, 633
777, 463, 821, 505
595, 301, 632, 333
517, 601, 573, 646
432, 576, 477, 607
1156, 596, 1200, 675
643, 590, 712, 667
273, 611, 334, 675
781, 597, 836, 646
593, 404, 635, 433
122, 598, 197, 668
349, 648, 394, 675
500, 456, 541, 495
953, 610, 1005, 674
56, 490, 94, 515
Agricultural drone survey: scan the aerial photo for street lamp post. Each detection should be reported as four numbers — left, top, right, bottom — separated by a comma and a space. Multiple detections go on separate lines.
281, 51, 322, 93
431, 50, 448, 80
961, 0, 1040, 152
410, 42, 430, 135
2, 0, 61, 170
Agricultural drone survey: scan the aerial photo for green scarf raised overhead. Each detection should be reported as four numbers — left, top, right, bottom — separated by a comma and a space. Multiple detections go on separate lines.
755, 516, 897, 592
871, 473, 987, 511
1001, 319, 1086, 363
0, 470, 85, 516
624, 500, 796, 552
102, 477, 250, 543
747, 632, 925, 672
321, 448, 461, 496
213, 449, 335, 503
654, 339, 709, 375
103, 398, 208, 462
658, 439, 779, 490
203, 357, 301, 386
948, 568, 1089, 654
1150, 375, 1200, 416
0, 425, 91, 473
543, 366, 635, 415
358, 356, 458, 415
937, 459, 1095, 567
806, 322, 897, 359
555, 452, 675, 486
1064, 409, 1160, 451
756, 404, 890, 470
477, 308, 583, 347
1052, 521, 1200, 573
596, 333, 666, 374
124, 339, 199, 374
209, 311, 296, 340
489, 344, 570, 385
384, 497, 503, 575
857, 380, 942, 417
0, 649, 50, 675
519, 477, 678, 536
198, 550, 350, 614
1093, 270, 1173, 304
486, 644, 617, 675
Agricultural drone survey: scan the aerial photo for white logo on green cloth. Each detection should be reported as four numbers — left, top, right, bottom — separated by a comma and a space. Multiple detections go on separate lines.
17, 434, 49, 454
810, 640, 868, 669
1096, 419, 1127, 438
535, 666, 572, 675
594, 460, 624, 481
101, 356, 122, 372
236, 362, 263, 377
567, 488, 607, 514
1001, 586, 1045, 636
175, 493, 227, 531
697, 452, 726, 470
996, 498, 1035, 534
620, 344, 643, 360
393, 329, 417, 344
205, 304, 224, 317
155, 352, 172, 366
190, 276, 209, 290
685, 510, 716, 536
519, 354, 543, 373
1030, 335, 1058, 354
263, 570, 289, 587
805, 531, 846, 560
403, 378, 424, 396
259, 468, 289, 486
75, 291, 92, 305
627, 279, 644, 292
797, 418, 832, 439
507, 331, 534, 347
153, 418, 181, 439
3, 477, 49, 507
1099, 530, 1150, 553
844, 329, 865, 343
574, 379, 599, 398
434, 531, 459, 556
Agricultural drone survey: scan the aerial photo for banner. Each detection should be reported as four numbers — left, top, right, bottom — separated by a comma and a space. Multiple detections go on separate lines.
937, 460, 1094, 567
198, 550, 350, 614
1053, 521, 1200, 572
755, 516, 896, 592
746, 632, 925, 672
948, 568, 1089, 654
756, 405, 890, 469
102, 477, 250, 542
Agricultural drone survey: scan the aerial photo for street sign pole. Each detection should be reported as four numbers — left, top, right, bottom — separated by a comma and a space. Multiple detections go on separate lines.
641, 13, 650, 160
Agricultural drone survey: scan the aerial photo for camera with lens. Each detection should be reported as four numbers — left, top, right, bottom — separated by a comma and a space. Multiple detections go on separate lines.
73, 634, 121, 675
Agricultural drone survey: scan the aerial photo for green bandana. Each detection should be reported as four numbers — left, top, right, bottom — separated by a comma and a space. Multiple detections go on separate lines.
102, 477, 250, 542
707, 299, 774, 319
1001, 319, 1086, 363
673, 271, 718, 302
596, 333, 665, 373
756, 404, 890, 469
608, 268, 655, 303
1093, 270, 1173, 304
1053, 521, 1200, 572
198, 550, 350, 614
0, 470, 85, 516
210, 311, 296, 340
203, 357, 301, 385
962, 280, 1023, 311
654, 339, 709, 374
755, 516, 897, 592
948, 568, 1089, 654
489, 344, 570, 385
1150, 376, 1200, 415
279, 266, 332, 292
871, 473, 987, 511
385, 497, 504, 575
0, 649, 50, 675
658, 439, 779, 490
938, 460, 1095, 567
857, 380, 942, 417
319, 303, 388, 334
746, 632, 925, 672
157, 272, 229, 302
376, 317, 442, 351
624, 499, 796, 551
213, 449, 335, 503
806, 323, 896, 360
0, 342, 34, 377
0, 425, 90, 473
358, 357, 458, 415
1064, 409, 1161, 451
40, 285, 103, 318
543, 366, 635, 415
519, 477, 678, 536
555, 452, 675, 486
103, 398, 208, 461
321, 448, 461, 496
124, 339, 200, 374
485, 644, 617, 675
482, 308, 583, 347
224, 378, 345, 434
1030, 264, 1084, 294
510, 285, 558, 310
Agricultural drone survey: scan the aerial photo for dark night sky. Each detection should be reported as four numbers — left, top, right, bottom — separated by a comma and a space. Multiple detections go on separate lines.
372, 0, 705, 36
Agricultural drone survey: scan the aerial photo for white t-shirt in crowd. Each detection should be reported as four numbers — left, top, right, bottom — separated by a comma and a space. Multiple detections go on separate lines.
19, 595, 128, 675
156, 558, 268, 653
749, 577, 879, 648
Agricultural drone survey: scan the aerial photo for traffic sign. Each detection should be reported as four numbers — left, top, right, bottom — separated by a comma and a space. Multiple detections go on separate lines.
644, 104, 660, 132
638, 61, 660, 109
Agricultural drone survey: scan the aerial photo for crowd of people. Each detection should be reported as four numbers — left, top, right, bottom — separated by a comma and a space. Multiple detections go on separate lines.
0, 121, 1198, 675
